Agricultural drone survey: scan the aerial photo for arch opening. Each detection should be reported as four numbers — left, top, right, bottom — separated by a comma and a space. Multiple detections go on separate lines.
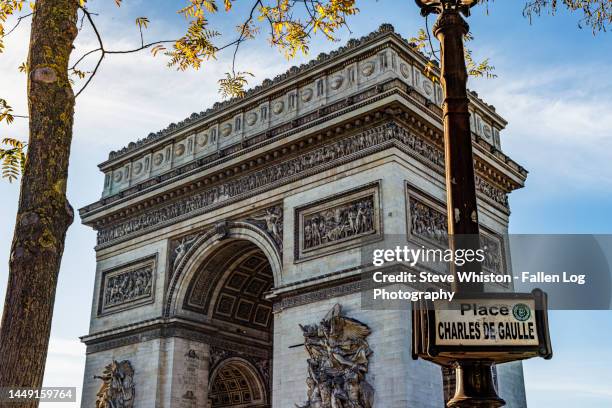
183, 240, 274, 334
209, 359, 267, 408
181, 238, 274, 407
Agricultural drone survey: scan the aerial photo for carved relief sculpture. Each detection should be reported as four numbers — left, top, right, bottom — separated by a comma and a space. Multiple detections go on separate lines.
296, 184, 381, 261
95, 360, 135, 408
408, 192, 505, 275
409, 196, 448, 247
99, 258, 155, 313
104, 266, 153, 307
247, 205, 283, 250
297, 304, 374, 408
170, 233, 201, 269
303, 196, 375, 250
480, 233, 504, 275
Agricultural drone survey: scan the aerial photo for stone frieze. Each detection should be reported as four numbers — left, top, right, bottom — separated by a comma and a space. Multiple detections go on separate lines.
96, 122, 508, 247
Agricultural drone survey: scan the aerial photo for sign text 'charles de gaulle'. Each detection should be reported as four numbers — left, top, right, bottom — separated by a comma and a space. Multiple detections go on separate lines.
412, 289, 553, 365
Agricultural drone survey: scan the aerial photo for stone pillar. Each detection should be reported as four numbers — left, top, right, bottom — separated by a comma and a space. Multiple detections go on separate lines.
159, 337, 210, 407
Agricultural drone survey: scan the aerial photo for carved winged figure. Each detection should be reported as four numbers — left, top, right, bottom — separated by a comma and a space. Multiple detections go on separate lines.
297, 304, 374, 408
95, 360, 135, 408
173, 234, 199, 267
250, 207, 283, 244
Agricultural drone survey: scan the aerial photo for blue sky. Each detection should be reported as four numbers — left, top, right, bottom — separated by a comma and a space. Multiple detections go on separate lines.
0, 1, 611, 406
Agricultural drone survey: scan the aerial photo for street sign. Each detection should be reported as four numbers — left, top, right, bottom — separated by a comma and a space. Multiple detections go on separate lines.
412, 289, 553, 365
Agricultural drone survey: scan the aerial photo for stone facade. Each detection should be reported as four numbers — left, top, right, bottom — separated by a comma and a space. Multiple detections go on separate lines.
80, 25, 528, 407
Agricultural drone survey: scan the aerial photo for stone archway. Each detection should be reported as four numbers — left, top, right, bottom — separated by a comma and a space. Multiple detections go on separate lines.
208, 358, 268, 408
179, 239, 275, 332
166, 221, 282, 319
169, 231, 275, 407
195, 240, 274, 407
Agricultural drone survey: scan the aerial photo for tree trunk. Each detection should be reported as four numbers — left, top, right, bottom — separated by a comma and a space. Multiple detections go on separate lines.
0, 0, 78, 404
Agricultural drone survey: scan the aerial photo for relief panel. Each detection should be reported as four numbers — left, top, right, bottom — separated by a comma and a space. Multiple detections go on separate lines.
295, 182, 382, 262
130, 154, 151, 183
151, 145, 171, 176
358, 57, 377, 85
398, 58, 413, 84
194, 127, 215, 156
406, 184, 506, 277
98, 255, 156, 315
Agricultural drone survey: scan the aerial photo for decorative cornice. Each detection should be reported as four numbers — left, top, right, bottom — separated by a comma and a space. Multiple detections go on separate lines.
80, 79, 524, 220
91, 120, 513, 249
83, 319, 271, 357
101, 23, 500, 166
81, 80, 394, 217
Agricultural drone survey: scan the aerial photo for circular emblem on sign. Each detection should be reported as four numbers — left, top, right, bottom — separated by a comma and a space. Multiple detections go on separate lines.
512, 303, 531, 322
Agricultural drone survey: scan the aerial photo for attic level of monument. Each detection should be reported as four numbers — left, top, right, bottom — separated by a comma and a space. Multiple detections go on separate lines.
101, 24, 503, 166
79, 24, 523, 223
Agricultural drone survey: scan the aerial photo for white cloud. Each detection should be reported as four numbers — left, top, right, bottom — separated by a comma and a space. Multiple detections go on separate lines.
39, 338, 86, 408
470, 66, 612, 193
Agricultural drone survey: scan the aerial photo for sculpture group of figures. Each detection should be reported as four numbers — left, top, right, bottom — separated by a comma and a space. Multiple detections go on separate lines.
95, 360, 135, 408
297, 304, 374, 408
104, 267, 152, 308
304, 198, 375, 250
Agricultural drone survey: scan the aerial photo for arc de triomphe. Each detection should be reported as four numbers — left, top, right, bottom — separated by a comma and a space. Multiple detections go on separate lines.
79, 24, 528, 407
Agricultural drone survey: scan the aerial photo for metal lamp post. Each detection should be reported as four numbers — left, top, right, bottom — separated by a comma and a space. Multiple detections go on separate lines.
414, 0, 505, 406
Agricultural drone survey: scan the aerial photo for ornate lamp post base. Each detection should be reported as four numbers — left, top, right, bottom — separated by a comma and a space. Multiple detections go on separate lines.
448, 361, 506, 408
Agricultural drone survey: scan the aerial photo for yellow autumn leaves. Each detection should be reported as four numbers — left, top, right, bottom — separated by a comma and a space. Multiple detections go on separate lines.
149, 0, 359, 97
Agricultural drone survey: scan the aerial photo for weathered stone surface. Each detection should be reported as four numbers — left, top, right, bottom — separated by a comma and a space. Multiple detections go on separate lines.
79, 25, 527, 408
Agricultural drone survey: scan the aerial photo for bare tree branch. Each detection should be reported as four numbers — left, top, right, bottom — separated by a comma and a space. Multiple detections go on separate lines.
0, 12, 32, 39
72, 5, 251, 98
